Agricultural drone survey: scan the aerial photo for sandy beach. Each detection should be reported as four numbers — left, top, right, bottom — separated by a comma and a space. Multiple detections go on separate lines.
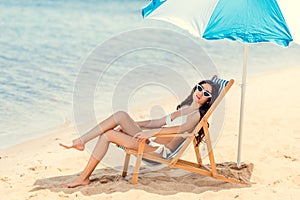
1, 67, 300, 200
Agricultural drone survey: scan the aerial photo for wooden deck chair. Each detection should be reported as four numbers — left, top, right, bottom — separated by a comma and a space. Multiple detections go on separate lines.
117, 77, 247, 184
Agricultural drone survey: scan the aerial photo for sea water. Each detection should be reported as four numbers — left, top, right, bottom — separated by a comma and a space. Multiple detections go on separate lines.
1, 0, 300, 149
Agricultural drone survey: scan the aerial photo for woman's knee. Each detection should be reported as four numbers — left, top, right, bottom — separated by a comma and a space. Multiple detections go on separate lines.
114, 111, 130, 122
103, 130, 116, 141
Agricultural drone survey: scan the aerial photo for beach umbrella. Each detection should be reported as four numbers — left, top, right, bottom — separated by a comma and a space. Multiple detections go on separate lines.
141, 0, 300, 167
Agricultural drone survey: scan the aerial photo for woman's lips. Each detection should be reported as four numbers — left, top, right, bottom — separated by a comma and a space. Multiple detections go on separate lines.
196, 95, 201, 100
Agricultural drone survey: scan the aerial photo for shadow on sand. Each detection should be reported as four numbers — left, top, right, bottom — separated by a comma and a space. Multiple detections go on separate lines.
30, 162, 254, 196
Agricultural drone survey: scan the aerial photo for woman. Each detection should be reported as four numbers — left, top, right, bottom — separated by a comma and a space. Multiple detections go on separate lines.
59, 80, 220, 188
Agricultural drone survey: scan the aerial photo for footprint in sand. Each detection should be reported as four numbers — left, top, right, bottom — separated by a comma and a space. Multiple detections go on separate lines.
273, 179, 281, 185
58, 193, 69, 198
28, 166, 48, 171
28, 193, 38, 199
0, 177, 10, 183
283, 155, 298, 161
28, 166, 38, 171
99, 175, 121, 184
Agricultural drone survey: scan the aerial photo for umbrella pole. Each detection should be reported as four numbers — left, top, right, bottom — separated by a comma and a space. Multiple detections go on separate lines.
237, 43, 249, 168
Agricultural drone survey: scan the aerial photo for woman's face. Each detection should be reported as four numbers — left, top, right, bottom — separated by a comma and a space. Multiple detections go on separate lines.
193, 83, 212, 105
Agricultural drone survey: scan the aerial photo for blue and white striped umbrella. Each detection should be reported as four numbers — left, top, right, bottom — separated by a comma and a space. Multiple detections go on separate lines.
142, 0, 300, 167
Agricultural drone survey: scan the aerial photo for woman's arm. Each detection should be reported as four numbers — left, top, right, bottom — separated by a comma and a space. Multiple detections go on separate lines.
136, 109, 185, 129
134, 112, 201, 142
136, 116, 166, 129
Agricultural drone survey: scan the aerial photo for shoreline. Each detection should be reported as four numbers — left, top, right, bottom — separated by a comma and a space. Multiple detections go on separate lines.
1, 66, 300, 199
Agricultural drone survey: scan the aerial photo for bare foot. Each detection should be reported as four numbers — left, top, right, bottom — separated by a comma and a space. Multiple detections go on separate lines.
65, 176, 90, 188
59, 138, 85, 151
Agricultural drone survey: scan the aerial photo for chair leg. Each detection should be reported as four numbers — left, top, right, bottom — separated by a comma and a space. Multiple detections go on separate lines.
132, 141, 145, 184
193, 139, 202, 166
122, 153, 130, 177
132, 154, 143, 184
203, 122, 217, 175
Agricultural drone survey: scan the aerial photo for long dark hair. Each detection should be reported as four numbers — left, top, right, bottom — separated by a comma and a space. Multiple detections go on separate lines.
176, 80, 220, 146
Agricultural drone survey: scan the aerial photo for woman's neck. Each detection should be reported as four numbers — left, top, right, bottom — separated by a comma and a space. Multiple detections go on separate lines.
190, 101, 203, 110
183, 102, 202, 112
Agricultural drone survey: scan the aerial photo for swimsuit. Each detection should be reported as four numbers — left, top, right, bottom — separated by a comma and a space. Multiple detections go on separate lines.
148, 113, 190, 158
164, 113, 188, 127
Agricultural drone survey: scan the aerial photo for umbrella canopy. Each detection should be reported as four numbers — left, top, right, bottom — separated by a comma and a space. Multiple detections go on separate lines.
142, 0, 299, 45
141, 0, 299, 167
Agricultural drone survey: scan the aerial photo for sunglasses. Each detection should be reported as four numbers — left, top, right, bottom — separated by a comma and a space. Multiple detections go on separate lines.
197, 84, 212, 98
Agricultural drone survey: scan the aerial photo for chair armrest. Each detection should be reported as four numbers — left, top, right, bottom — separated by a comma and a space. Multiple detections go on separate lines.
137, 139, 146, 155
153, 132, 194, 138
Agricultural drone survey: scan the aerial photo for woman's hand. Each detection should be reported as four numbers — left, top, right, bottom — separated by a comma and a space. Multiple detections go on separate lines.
133, 130, 157, 142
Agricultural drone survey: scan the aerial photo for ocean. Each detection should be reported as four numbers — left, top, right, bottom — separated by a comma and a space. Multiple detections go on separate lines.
1, 0, 300, 149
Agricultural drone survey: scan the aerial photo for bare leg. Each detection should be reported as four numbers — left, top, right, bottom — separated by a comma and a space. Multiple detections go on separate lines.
65, 132, 110, 188
66, 129, 156, 188
66, 156, 98, 188
60, 111, 142, 150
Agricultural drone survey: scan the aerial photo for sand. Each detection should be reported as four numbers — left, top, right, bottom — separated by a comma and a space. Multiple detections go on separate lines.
0, 67, 299, 200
